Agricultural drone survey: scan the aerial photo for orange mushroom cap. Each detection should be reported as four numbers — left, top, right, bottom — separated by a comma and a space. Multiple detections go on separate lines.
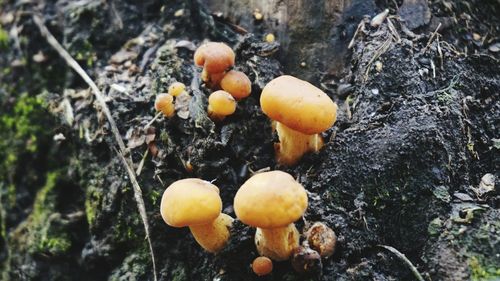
160, 179, 222, 227
194, 42, 235, 74
260, 75, 337, 135
234, 171, 307, 229
154, 93, 175, 117
252, 256, 273, 276
220, 70, 252, 100
208, 90, 237, 117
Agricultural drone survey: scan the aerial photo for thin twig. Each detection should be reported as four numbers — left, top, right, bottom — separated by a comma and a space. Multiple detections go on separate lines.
363, 36, 392, 82
378, 245, 425, 281
424, 22, 442, 52
136, 148, 149, 176
387, 17, 401, 43
348, 19, 367, 49
32, 14, 157, 281
144, 112, 163, 129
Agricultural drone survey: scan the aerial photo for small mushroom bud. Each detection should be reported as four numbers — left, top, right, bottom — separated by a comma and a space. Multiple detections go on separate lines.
252, 256, 273, 276
168, 82, 186, 97
154, 93, 175, 117
207, 90, 236, 121
220, 70, 252, 100
194, 42, 235, 74
305, 222, 337, 258
291, 246, 322, 275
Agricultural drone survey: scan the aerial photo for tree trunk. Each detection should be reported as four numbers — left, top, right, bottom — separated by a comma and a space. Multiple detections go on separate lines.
0, 0, 498, 280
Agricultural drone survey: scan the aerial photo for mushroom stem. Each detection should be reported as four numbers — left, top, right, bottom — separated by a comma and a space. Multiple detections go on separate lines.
274, 122, 324, 166
255, 223, 300, 261
189, 213, 234, 253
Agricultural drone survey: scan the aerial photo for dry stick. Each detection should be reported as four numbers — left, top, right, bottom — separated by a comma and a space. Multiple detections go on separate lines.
378, 245, 425, 281
144, 112, 163, 129
32, 14, 158, 281
424, 22, 442, 52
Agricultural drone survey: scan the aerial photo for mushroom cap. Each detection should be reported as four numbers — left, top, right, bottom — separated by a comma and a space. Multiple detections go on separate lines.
260, 75, 337, 135
168, 82, 186, 97
252, 256, 273, 276
234, 171, 308, 229
154, 93, 175, 117
220, 70, 252, 100
208, 90, 237, 116
194, 42, 235, 74
160, 178, 222, 227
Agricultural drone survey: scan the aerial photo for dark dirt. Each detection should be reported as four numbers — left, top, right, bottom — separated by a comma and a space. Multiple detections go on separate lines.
0, 0, 498, 281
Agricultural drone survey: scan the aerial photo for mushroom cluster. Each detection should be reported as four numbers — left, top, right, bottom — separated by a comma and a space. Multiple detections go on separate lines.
157, 42, 340, 276
154, 81, 188, 118
159, 171, 337, 277
193, 42, 252, 121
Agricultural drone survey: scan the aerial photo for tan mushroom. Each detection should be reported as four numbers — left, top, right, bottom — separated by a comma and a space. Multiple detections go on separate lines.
260, 75, 338, 165
234, 171, 308, 260
160, 178, 233, 253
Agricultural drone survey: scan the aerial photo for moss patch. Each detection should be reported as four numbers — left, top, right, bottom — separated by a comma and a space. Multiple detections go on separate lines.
470, 256, 500, 281
27, 171, 72, 255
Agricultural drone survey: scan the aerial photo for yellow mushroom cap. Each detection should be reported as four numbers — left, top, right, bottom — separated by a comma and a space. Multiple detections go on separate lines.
160, 179, 222, 227
234, 171, 308, 229
168, 82, 186, 97
220, 70, 252, 100
208, 90, 237, 116
154, 93, 175, 117
260, 75, 337, 135
194, 42, 235, 74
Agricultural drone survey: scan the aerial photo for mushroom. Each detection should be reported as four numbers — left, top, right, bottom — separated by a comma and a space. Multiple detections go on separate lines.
168, 82, 186, 97
154, 93, 175, 117
194, 42, 235, 74
201, 68, 226, 89
233, 170, 308, 260
220, 70, 252, 100
305, 222, 337, 258
252, 256, 273, 276
291, 246, 322, 275
260, 75, 337, 165
207, 90, 236, 121
160, 178, 233, 253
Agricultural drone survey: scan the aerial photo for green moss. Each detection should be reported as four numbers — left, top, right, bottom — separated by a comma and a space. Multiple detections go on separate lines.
0, 25, 8, 50
428, 217, 443, 236
0, 93, 46, 176
148, 190, 161, 205
85, 185, 103, 226
470, 256, 500, 281
27, 171, 72, 256
73, 40, 96, 68
0, 93, 49, 214
171, 265, 188, 281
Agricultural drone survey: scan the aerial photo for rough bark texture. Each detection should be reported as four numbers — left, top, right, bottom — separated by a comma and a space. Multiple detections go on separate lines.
0, 0, 499, 281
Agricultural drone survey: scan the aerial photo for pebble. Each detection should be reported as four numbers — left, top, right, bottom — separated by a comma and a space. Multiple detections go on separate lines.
488, 43, 500, 53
